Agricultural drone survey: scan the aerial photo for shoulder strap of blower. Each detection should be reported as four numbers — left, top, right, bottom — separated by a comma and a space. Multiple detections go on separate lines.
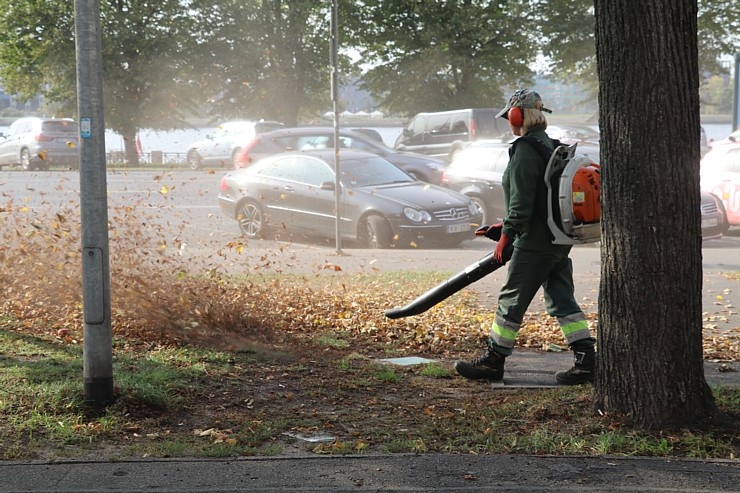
510, 135, 563, 240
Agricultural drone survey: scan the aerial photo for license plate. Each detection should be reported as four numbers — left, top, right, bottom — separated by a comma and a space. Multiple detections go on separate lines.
701, 217, 718, 228
446, 223, 470, 233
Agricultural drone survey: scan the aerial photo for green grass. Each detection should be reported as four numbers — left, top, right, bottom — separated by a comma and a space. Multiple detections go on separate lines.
0, 326, 737, 461
419, 363, 453, 378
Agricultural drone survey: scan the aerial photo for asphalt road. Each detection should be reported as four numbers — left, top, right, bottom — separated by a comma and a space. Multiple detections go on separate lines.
1, 454, 739, 493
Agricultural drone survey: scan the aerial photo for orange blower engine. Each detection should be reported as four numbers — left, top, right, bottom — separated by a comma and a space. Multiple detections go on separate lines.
571, 163, 601, 224
545, 144, 602, 245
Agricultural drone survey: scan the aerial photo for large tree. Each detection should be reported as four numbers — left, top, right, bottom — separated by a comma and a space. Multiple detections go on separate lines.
350, 0, 539, 116
593, 0, 717, 429
187, 0, 339, 126
0, 0, 198, 165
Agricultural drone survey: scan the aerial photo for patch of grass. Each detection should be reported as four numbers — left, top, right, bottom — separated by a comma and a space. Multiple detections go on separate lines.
315, 330, 351, 349
419, 363, 453, 378
382, 437, 428, 454
374, 365, 401, 383
337, 352, 369, 371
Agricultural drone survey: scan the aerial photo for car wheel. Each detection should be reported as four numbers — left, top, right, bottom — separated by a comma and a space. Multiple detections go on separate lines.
237, 200, 265, 238
362, 214, 393, 249
20, 149, 33, 171
469, 196, 489, 225
186, 150, 203, 170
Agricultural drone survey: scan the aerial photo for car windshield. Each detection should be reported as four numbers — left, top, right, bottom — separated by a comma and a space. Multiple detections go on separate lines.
339, 134, 392, 151
339, 155, 415, 187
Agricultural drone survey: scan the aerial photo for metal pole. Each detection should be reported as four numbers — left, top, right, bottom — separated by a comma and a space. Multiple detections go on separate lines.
733, 53, 739, 132
74, 0, 113, 407
331, 0, 342, 255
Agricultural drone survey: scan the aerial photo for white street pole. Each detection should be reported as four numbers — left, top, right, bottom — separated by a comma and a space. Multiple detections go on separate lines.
331, 0, 342, 255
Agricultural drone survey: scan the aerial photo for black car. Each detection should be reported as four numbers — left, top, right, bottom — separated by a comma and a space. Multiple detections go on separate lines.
234, 126, 446, 185
441, 140, 511, 225
219, 149, 481, 248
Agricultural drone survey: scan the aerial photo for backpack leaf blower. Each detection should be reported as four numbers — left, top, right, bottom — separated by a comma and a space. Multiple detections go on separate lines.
384, 137, 602, 320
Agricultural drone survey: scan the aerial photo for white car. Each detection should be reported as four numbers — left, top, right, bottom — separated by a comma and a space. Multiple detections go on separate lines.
185, 120, 283, 170
0, 117, 79, 171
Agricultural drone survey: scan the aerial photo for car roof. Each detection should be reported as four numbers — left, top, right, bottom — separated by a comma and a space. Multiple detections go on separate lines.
261, 148, 384, 162
258, 126, 373, 137
411, 108, 499, 116
704, 140, 740, 157
219, 120, 281, 127
13, 116, 75, 123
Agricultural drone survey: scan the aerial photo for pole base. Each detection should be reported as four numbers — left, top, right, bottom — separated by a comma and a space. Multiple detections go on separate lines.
84, 377, 115, 408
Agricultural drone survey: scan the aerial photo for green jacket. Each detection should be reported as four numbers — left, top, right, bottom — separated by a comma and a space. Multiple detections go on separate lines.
501, 125, 570, 253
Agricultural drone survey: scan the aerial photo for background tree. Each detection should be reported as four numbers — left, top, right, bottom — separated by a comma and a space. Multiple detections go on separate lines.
700, 76, 734, 116
0, 0, 198, 165
593, 0, 717, 429
537, 0, 739, 99
188, 0, 341, 126
350, 0, 539, 117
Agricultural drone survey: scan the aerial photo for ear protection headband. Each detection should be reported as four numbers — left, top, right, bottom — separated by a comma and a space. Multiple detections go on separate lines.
507, 89, 526, 127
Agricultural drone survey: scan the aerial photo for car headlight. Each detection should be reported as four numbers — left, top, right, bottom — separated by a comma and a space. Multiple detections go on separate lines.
468, 202, 479, 216
404, 207, 432, 223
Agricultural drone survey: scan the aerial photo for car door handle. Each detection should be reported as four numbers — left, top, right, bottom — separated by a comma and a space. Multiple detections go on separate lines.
282, 185, 295, 192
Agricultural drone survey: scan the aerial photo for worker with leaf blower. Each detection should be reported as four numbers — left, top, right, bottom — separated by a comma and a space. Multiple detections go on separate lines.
454, 89, 597, 385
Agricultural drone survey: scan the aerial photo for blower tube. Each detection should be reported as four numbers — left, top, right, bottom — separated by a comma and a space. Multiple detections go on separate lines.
384, 243, 513, 319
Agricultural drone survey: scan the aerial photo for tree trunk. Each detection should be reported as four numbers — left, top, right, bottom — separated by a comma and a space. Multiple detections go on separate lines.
121, 129, 140, 167
593, 0, 717, 429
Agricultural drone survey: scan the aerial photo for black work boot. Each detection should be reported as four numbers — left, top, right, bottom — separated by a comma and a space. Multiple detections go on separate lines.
555, 338, 596, 385
454, 348, 505, 381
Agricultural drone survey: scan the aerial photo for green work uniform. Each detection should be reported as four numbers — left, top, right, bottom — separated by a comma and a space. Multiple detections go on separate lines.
489, 125, 591, 356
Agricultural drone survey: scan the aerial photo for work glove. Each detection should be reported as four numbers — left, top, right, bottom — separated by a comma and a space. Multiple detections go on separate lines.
493, 233, 513, 264
475, 222, 503, 242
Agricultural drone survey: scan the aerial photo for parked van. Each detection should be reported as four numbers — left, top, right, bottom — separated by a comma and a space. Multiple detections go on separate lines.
394, 108, 508, 162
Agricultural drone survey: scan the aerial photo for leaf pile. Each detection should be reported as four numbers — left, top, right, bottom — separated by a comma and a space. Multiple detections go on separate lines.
0, 185, 737, 362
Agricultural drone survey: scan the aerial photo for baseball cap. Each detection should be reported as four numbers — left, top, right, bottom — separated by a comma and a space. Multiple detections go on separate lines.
496, 89, 552, 119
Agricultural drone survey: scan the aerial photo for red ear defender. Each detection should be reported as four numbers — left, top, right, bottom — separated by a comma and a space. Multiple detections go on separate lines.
508, 106, 523, 127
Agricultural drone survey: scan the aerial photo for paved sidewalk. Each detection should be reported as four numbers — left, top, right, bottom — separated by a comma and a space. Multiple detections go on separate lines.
487, 348, 739, 388
1, 454, 738, 492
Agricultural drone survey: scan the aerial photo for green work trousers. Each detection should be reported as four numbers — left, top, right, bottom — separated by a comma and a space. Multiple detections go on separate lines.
489, 246, 591, 355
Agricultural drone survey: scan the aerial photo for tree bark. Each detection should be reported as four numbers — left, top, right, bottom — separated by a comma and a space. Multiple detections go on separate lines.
593, 0, 717, 429
122, 129, 140, 167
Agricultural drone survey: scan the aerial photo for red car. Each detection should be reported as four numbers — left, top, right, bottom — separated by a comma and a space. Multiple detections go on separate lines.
701, 141, 740, 227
